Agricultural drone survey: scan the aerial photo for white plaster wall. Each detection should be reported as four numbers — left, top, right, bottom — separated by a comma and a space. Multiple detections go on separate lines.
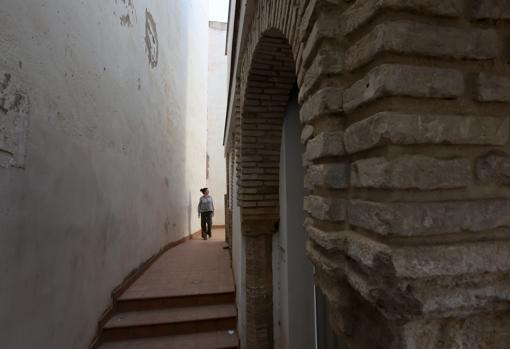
207, 21, 228, 225
0, 1, 208, 348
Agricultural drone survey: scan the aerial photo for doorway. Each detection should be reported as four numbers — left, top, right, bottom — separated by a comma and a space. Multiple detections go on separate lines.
273, 88, 316, 349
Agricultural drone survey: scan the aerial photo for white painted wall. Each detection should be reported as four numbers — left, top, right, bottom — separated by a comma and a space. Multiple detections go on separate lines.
207, 21, 228, 225
0, 1, 208, 348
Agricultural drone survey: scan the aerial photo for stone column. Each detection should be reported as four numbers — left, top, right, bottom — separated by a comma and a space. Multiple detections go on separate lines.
300, 1, 510, 348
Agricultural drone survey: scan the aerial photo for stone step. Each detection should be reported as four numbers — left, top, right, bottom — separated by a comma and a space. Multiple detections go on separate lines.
98, 330, 239, 349
101, 303, 237, 342
116, 291, 236, 312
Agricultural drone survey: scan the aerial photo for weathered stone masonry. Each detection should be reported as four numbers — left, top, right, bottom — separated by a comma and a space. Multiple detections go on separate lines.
225, 0, 510, 348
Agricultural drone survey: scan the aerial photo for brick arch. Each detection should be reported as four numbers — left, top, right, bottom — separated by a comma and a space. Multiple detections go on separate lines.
232, 1, 347, 348
237, 29, 298, 349
238, 30, 296, 221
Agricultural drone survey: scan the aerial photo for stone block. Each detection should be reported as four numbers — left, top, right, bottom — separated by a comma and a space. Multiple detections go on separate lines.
346, 21, 501, 71
300, 87, 343, 124
304, 195, 346, 221
309, 228, 510, 278
306, 163, 350, 189
300, 0, 319, 40
301, 125, 314, 144
471, 0, 510, 20
298, 42, 343, 104
402, 313, 510, 349
351, 155, 471, 190
410, 275, 510, 319
316, 268, 356, 303
344, 112, 509, 153
302, 12, 342, 68
343, 65, 464, 112
306, 225, 343, 251
304, 131, 345, 160
306, 240, 343, 275
339, 230, 391, 270
341, 0, 464, 36
349, 199, 510, 236
300, 0, 341, 41
393, 239, 510, 278
476, 151, 510, 185
476, 73, 510, 103
327, 230, 510, 279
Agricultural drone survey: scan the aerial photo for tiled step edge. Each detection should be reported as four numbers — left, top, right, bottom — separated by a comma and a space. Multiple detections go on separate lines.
101, 304, 237, 342
98, 330, 238, 349
116, 291, 236, 312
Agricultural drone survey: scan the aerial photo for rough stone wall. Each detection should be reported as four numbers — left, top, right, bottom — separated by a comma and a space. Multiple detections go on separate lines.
0, 1, 209, 348
226, 0, 510, 348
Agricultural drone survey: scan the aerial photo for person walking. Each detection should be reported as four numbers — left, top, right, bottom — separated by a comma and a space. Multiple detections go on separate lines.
198, 188, 214, 240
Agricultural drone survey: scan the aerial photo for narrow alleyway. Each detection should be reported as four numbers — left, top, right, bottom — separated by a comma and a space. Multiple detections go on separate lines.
95, 229, 238, 349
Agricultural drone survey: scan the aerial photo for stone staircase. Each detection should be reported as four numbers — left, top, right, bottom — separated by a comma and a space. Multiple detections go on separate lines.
93, 229, 238, 349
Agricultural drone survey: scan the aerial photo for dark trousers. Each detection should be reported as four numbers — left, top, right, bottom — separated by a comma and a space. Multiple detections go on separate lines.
201, 211, 213, 238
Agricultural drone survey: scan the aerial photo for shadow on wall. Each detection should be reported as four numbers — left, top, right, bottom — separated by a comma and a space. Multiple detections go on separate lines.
0, 1, 208, 349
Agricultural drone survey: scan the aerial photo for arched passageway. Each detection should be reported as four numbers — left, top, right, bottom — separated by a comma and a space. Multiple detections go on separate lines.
234, 28, 344, 348
238, 31, 298, 348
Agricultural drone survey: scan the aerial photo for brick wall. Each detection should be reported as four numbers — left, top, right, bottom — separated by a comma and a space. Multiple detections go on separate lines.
226, 0, 510, 348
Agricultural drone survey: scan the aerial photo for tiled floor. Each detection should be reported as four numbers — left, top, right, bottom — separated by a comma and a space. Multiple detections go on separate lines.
120, 228, 234, 300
